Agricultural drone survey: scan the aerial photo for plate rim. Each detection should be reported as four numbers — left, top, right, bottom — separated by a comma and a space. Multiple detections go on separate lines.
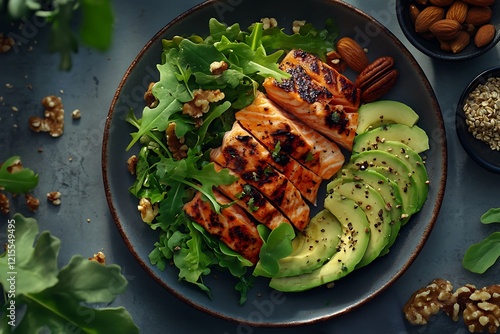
102, 0, 448, 327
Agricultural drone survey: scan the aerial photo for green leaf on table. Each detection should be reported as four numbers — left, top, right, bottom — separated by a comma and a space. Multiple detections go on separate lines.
48, 1, 78, 70
462, 232, 500, 274
0, 156, 39, 194
480, 208, 500, 224
80, 0, 114, 51
0, 215, 59, 295
0, 214, 138, 333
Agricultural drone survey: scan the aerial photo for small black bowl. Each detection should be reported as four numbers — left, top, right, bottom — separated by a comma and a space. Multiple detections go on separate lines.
396, 1, 500, 61
456, 67, 500, 173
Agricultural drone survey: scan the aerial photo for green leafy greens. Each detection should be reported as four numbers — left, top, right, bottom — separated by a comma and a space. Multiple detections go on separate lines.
126, 18, 338, 301
0, 214, 138, 333
462, 207, 500, 274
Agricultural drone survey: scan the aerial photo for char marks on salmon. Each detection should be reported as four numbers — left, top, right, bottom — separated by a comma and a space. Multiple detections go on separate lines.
235, 91, 344, 180
263, 50, 360, 150
210, 122, 310, 231
213, 162, 291, 230
183, 190, 262, 264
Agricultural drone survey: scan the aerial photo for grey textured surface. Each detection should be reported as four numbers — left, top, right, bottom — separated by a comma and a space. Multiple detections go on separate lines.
1, 1, 500, 333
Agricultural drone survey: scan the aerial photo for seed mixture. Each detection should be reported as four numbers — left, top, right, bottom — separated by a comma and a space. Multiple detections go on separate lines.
463, 77, 500, 151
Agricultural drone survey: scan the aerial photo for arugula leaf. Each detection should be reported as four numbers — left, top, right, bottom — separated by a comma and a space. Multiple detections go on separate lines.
196, 101, 231, 146
215, 35, 288, 80
260, 19, 339, 59
480, 208, 500, 224
0, 156, 39, 194
254, 223, 295, 276
462, 232, 500, 274
0, 214, 138, 333
206, 18, 244, 44
127, 53, 184, 150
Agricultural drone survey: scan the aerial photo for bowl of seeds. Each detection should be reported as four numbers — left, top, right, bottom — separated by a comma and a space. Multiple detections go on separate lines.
456, 66, 500, 173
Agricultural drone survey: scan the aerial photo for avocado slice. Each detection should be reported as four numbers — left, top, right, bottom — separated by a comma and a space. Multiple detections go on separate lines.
254, 209, 342, 278
329, 181, 392, 268
356, 100, 420, 134
353, 123, 429, 153
362, 140, 429, 210
336, 167, 404, 255
269, 192, 370, 292
349, 150, 420, 221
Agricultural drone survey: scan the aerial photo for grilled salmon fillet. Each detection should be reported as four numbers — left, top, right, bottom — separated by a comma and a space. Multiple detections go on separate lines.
210, 123, 310, 230
281, 50, 360, 111
213, 162, 291, 230
214, 121, 320, 204
263, 50, 360, 150
235, 91, 344, 180
184, 190, 262, 264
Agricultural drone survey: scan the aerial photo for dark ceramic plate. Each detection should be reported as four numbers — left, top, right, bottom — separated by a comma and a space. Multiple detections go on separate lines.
396, 0, 500, 61
102, 0, 447, 326
456, 67, 500, 173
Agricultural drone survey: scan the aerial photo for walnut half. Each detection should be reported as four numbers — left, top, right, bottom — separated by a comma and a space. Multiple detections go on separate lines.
405, 280, 500, 333
29, 95, 65, 137
403, 278, 454, 325
463, 285, 500, 333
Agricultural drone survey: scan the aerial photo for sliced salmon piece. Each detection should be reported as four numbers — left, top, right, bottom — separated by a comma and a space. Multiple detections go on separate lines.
213, 162, 291, 230
235, 91, 344, 180
214, 121, 320, 205
183, 190, 262, 264
210, 123, 310, 230
281, 50, 361, 111
263, 50, 360, 150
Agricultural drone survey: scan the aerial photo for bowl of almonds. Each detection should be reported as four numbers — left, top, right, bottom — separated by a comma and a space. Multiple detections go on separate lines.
456, 66, 500, 172
396, 0, 500, 60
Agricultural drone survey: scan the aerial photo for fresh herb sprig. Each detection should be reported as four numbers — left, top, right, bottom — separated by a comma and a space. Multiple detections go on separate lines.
1, 0, 113, 70
0, 214, 138, 333
462, 207, 500, 274
126, 18, 339, 300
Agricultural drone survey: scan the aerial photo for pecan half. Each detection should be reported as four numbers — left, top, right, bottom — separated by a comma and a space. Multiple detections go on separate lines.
355, 56, 398, 103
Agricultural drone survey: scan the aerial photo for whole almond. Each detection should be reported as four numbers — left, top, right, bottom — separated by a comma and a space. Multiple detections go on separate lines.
451, 31, 471, 53
446, 1, 469, 24
474, 24, 496, 47
336, 37, 369, 73
429, 0, 454, 5
466, 6, 493, 26
415, 6, 445, 33
429, 19, 463, 40
439, 39, 452, 52
410, 4, 421, 24
461, 0, 494, 5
